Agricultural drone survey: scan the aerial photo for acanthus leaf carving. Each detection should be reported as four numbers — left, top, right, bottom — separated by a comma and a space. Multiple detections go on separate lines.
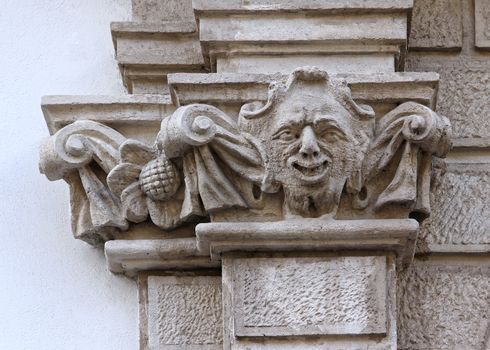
39, 67, 452, 244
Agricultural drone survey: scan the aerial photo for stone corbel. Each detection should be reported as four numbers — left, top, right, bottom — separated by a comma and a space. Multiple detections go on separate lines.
40, 67, 451, 245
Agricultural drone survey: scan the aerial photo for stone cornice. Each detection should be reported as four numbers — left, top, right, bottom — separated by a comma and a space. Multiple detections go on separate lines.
169, 72, 439, 107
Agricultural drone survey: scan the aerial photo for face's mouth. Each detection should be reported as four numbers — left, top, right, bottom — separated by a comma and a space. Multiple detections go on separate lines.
290, 159, 329, 182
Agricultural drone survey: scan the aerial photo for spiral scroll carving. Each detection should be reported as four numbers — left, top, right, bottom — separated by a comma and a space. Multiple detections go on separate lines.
39, 120, 127, 181
156, 104, 240, 158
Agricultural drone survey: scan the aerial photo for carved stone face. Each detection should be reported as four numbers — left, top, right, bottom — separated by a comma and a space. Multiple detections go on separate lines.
269, 92, 358, 217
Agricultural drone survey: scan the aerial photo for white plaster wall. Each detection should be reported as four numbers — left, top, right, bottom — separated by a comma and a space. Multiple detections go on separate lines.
0, 1, 138, 349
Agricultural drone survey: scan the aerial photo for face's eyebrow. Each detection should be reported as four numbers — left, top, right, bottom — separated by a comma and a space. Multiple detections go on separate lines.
274, 113, 304, 131
312, 115, 343, 130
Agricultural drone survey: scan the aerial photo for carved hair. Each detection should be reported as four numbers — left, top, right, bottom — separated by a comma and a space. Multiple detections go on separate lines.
239, 66, 375, 122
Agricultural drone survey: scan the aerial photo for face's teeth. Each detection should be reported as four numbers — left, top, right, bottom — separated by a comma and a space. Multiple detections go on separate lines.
292, 161, 327, 177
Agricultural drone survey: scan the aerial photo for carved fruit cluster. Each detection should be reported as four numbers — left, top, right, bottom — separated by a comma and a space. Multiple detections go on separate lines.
139, 157, 180, 201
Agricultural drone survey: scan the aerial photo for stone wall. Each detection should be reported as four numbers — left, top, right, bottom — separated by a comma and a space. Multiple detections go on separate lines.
399, 0, 490, 348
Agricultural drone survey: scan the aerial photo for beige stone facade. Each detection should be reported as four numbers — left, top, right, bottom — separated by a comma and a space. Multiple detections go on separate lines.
38, 1, 489, 349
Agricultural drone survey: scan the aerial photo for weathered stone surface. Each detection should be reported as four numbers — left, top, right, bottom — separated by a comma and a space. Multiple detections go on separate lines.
196, 219, 420, 266
475, 0, 490, 49
216, 54, 394, 74
417, 164, 490, 251
110, 21, 206, 94
132, 0, 194, 22
199, 13, 407, 43
195, 2, 410, 74
409, 0, 462, 50
147, 276, 223, 350
231, 256, 387, 336
41, 95, 174, 135
193, 0, 414, 12
222, 254, 398, 349
398, 259, 490, 350
104, 238, 219, 275
112, 24, 203, 66
407, 57, 490, 138
169, 72, 439, 109
40, 68, 450, 244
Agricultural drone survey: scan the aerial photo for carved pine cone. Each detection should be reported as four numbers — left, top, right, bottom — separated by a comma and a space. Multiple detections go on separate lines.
139, 157, 180, 201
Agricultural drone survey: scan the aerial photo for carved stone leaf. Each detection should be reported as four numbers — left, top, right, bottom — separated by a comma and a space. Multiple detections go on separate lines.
107, 163, 143, 197
119, 139, 155, 165
78, 166, 128, 230
121, 182, 148, 223
147, 187, 185, 230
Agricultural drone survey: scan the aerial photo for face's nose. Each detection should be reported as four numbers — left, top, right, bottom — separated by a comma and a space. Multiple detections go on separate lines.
299, 125, 320, 159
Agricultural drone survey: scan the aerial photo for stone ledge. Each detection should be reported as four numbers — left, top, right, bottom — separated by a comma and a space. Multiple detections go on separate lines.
196, 219, 419, 266
110, 21, 197, 35
104, 238, 219, 275
41, 95, 174, 134
193, 0, 413, 13
169, 72, 439, 108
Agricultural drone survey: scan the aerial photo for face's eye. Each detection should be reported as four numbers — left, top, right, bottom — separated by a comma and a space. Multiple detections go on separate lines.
272, 128, 300, 143
317, 127, 347, 143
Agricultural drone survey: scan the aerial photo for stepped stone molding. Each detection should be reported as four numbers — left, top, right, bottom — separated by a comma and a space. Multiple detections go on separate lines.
111, 21, 206, 94
194, 0, 412, 72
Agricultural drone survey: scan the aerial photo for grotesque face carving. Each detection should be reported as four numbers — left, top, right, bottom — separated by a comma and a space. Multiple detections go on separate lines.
269, 93, 360, 217
271, 94, 354, 188
239, 67, 374, 218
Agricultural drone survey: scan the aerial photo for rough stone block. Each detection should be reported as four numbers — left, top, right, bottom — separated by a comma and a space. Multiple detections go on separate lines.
229, 256, 387, 337
418, 164, 490, 251
132, 0, 194, 22
147, 276, 223, 350
409, 0, 462, 50
475, 0, 490, 49
407, 57, 490, 138
398, 259, 490, 350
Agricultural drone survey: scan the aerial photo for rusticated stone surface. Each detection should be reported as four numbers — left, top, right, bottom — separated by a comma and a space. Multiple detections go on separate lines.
398, 260, 490, 350
147, 276, 223, 349
407, 58, 490, 138
418, 165, 490, 248
475, 0, 490, 48
409, 0, 462, 50
231, 256, 387, 337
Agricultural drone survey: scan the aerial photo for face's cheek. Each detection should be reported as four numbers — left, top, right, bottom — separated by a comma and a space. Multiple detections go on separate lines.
270, 140, 300, 179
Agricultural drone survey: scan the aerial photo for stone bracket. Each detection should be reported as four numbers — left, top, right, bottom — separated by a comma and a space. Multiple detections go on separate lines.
196, 219, 419, 267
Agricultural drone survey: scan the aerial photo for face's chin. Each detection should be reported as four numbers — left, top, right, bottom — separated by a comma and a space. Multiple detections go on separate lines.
286, 154, 331, 185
